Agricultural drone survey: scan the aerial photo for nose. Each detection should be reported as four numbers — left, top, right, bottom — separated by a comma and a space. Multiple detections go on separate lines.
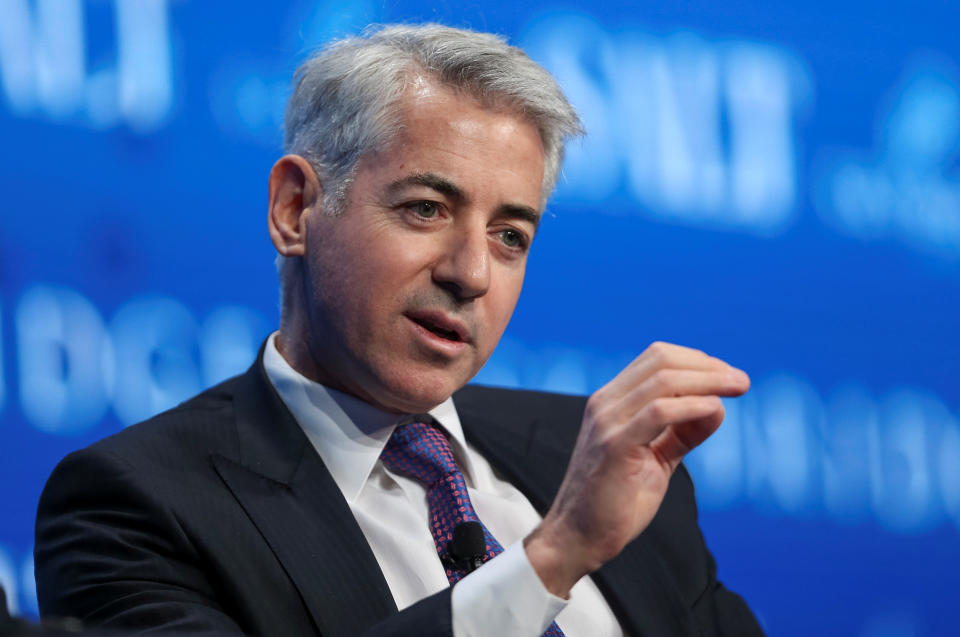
432, 226, 490, 301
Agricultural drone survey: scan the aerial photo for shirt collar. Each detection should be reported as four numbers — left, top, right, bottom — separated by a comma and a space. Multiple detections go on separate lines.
262, 332, 475, 502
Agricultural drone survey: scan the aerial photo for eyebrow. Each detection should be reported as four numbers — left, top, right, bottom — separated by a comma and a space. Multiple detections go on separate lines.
385, 172, 542, 230
499, 203, 541, 231
386, 172, 466, 201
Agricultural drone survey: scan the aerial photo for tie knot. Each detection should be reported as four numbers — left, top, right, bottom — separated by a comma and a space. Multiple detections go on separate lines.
381, 420, 459, 487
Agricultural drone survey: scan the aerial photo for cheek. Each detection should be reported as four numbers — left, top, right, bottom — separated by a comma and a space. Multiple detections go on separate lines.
362, 224, 435, 273
333, 250, 418, 326
486, 269, 526, 328
306, 244, 378, 334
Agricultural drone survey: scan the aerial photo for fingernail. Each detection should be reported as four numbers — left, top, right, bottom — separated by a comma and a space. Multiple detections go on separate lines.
728, 368, 749, 384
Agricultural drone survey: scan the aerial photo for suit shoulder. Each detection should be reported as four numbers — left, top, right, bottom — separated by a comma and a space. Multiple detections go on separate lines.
70, 374, 244, 470
454, 384, 588, 453
37, 374, 248, 547
455, 384, 587, 418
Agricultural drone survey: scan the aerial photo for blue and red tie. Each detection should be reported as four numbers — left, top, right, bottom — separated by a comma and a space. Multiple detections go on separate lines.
381, 419, 564, 636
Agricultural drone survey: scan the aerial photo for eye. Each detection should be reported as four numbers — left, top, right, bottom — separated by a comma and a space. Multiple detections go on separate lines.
409, 201, 440, 219
497, 228, 527, 250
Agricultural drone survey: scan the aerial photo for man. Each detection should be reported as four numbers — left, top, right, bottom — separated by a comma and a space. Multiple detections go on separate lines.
35, 24, 764, 636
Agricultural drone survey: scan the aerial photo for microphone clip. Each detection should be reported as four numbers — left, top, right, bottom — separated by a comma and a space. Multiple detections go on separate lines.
441, 551, 484, 574
443, 521, 488, 574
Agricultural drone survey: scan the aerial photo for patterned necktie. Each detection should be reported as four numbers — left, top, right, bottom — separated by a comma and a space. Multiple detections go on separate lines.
380, 420, 564, 637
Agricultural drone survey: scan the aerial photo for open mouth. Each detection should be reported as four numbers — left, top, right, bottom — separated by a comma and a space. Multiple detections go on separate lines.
408, 314, 465, 342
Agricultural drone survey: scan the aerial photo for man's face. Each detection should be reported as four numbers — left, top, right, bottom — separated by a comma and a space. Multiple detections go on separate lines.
298, 80, 545, 413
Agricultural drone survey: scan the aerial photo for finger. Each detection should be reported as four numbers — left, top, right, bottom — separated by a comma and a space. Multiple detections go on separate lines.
635, 367, 749, 399
599, 368, 747, 426
624, 394, 725, 448
605, 342, 743, 399
648, 405, 726, 472
637, 341, 732, 372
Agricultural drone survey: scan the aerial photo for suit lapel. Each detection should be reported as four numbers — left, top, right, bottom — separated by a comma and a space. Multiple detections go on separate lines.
457, 389, 700, 637
457, 405, 570, 513
212, 354, 397, 637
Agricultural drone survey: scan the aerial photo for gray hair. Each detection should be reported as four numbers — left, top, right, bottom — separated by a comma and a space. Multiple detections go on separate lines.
283, 23, 584, 213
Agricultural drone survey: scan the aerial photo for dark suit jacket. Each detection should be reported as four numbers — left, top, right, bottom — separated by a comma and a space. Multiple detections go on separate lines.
35, 352, 764, 636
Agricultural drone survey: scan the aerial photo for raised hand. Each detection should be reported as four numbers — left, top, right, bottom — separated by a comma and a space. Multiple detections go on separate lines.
524, 342, 750, 597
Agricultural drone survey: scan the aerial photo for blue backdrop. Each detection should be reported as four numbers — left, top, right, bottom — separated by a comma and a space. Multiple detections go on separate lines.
1, 1, 958, 635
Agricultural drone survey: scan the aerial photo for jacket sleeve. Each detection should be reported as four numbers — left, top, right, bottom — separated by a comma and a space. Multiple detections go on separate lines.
35, 447, 454, 637
35, 447, 249, 636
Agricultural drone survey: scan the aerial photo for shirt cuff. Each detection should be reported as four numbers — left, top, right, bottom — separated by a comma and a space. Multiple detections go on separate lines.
451, 540, 568, 637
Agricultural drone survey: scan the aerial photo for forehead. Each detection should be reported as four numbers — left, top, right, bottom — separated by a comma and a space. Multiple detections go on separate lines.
356, 78, 546, 205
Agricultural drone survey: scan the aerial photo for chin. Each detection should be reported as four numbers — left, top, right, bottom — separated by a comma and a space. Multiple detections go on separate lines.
373, 366, 469, 413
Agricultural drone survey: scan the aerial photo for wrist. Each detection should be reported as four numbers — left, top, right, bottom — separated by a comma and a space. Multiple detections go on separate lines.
523, 520, 597, 599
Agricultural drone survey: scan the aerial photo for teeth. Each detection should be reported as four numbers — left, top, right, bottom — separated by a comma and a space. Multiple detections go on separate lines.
415, 317, 459, 341
430, 325, 458, 340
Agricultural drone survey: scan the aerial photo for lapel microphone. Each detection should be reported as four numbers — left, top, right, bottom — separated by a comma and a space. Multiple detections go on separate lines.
443, 521, 487, 573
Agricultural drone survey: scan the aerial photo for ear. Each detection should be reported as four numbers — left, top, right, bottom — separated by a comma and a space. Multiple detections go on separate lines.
267, 154, 322, 257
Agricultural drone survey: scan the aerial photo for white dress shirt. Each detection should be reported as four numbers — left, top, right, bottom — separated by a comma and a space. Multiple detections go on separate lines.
263, 332, 622, 637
